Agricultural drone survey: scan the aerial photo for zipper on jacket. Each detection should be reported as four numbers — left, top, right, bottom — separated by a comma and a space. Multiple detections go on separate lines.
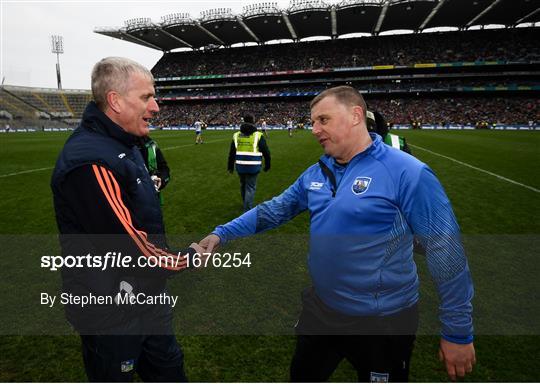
318, 160, 337, 197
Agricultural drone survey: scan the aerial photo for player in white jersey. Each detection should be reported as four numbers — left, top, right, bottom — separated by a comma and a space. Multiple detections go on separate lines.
261, 119, 268, 138
194, 120, 203, 144
287, 119, 293, 137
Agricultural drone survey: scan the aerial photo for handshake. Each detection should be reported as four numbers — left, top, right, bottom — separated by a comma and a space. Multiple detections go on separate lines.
186, 234, 221, 265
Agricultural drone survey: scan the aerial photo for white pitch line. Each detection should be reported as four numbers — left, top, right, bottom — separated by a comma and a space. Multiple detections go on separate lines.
0, 166, 54, 179
0, 138, 230, 178
162, 138, 229, 151
410, 144, 540, 193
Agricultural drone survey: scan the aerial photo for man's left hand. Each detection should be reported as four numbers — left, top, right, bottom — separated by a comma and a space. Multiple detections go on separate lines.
439, 338, 476, 380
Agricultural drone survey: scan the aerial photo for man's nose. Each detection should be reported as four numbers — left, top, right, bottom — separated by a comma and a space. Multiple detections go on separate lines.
149, 98, 159, 113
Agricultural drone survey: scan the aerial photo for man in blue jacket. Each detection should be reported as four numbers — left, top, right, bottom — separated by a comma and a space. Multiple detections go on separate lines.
199, 86, 475, 382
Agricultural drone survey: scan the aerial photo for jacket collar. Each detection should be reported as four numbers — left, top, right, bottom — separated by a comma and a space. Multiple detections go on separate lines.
81, 101, 138, 147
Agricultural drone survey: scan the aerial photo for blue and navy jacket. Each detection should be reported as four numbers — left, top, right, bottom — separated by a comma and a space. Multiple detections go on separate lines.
214, 133, 474, 343
51, 102, 190, 332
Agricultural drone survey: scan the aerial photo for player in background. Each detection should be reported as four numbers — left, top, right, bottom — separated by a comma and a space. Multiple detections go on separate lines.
287, 119, 294, 137
194, 120, 203, 144
260, 118, 268, 138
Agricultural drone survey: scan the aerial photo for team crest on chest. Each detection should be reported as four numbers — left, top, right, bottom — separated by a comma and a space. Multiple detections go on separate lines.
351, 176, 372, 195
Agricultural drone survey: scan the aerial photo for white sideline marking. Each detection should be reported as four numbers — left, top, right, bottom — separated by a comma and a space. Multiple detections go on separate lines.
0, 139, 230, 178
0, 167, 54, 178
410, 144, 540, 193
162, 138, 229, 151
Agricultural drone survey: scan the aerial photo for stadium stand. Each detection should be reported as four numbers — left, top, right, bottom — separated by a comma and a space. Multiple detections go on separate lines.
153, 96, 539, 127
0, 85, 92, 128
0, 87, 39, 120
151, 28, 539, 77
94, 2, 536, 130
157, 79, 540, 98
4, 0, 539, 130
153, 100, 310, 127
147, 26, 539, 128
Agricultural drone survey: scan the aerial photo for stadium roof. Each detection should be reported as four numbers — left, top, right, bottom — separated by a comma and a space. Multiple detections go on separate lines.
94, 0, 540, 51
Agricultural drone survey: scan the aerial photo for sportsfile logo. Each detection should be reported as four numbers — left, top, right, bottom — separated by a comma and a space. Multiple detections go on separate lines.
309, 181, 324, 190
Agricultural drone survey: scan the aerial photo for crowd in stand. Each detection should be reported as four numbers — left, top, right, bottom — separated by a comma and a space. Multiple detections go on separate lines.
158, 79, 538, 97
150, 27, 538, 128
153, 97, 538, 127
152, 28, 539, 77
367, 97, 538, 126
154, 100, 309, 127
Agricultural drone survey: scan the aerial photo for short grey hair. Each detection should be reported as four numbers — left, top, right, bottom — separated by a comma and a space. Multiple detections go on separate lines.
310, 86, 367, 118
91, 57, 154, 110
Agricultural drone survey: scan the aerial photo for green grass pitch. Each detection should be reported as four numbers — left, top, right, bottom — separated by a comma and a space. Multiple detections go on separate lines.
0, 128, 539, 381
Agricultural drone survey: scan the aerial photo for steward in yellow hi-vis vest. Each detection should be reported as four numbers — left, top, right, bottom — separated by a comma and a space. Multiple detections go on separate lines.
228, 114, 271, 211
366, 110, 412, 155
233, 130, 263, 173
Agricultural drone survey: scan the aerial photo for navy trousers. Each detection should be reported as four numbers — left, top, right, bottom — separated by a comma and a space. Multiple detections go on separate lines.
290, 287, 418, 382
239, 172, 258, 211
80, 334, 187, 382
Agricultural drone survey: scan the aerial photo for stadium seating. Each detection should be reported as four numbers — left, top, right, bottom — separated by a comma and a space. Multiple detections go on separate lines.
155, 96, 539, 127
0, 86, 92, 128
153, 28, 539, 77
2, 28, 538, 129
149, 27, 538, 127
0, 88, 39, 120
64, 92, 93, 117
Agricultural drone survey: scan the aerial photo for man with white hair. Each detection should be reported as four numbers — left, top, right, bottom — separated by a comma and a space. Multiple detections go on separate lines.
51, 57, 202, 381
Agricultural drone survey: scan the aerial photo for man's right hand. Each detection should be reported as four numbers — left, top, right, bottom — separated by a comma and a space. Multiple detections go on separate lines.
187, 242, 209, 269
188, 242, 204, 255
198, 234, 221, 253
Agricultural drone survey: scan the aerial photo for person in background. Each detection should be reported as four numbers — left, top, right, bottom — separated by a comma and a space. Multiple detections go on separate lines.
261, 118, 268, 138
287, 119, 294, 137
227, 114, 271, 211
194, 119, 203, 144
139, 136, 170, 205
366, 110, 412, 154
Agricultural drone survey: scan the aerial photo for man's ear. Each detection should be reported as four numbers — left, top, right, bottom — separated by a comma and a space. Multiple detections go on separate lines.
352, 105, 364, 126
106, 91, 122, 114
